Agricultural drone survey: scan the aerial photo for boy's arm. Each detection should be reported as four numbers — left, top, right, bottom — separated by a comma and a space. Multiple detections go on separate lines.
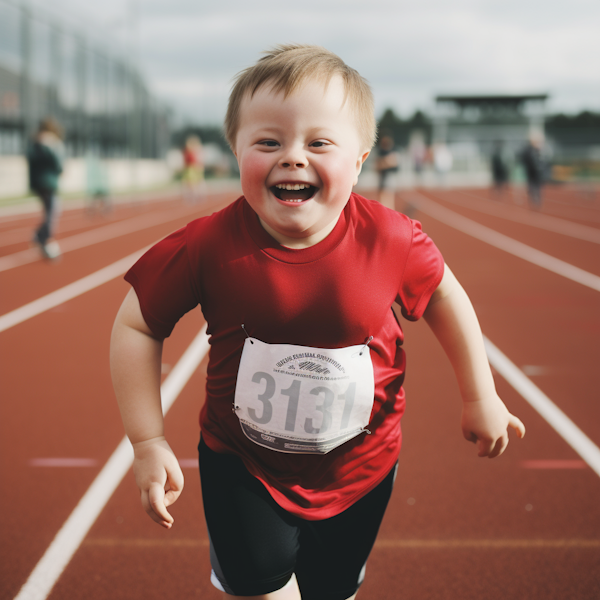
423, 265, 525, 458
110, 288, 184, 528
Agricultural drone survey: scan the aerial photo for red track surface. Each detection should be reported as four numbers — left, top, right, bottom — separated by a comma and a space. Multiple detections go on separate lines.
1, 184, 599, 599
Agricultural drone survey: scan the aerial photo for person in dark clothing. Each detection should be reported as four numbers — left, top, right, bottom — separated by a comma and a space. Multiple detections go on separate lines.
520, 134, 545, 209
491, 140, 508, 196
376, 135, 399, 191
375, 134, 399, 208
27, 118, 64, 259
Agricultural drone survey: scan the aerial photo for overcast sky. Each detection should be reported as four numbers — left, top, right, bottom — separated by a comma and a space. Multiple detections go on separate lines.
33, 0, 600, 126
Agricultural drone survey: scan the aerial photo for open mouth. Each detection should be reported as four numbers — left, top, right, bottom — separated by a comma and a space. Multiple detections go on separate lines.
271, 183, 317, 203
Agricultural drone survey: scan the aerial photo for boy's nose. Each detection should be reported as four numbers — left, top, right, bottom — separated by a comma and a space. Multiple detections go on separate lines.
279, 146, 308, 169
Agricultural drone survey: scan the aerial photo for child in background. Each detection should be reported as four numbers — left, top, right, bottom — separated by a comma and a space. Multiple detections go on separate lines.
181, 135, 206, 202
111, 45, 525, 600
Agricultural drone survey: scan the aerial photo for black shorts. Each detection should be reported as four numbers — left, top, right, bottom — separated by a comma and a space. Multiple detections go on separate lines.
198, 437, 397, 600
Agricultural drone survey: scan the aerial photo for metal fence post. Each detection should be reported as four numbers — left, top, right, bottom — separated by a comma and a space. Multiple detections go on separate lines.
76, 34, 87, 156
19, 0, 33, 151
49, 23, 62, 126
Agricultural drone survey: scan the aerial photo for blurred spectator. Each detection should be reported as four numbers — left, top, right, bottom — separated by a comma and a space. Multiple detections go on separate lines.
491, 140, 509, 197
182, 135, 207, 202
409, 132, 427, 186
376, 135, 399, 190
519, 133, 545, 209
86, 151, 111, 215
375, 134, 399, 208
433, 142, 453, 186
27, 118, 64, 260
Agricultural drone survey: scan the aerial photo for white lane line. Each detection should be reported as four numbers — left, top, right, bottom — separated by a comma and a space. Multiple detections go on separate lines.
0, 203, 202, 272
0, 186, 188, 221
28, 458, 98, 467
433, 190, 600, 244
0, 212, 98, 248
405, 192, 600, 292
13, 324, 210, 600
484, 336, 600, 479
0, 248, 148, 333
0, 209, 140, 248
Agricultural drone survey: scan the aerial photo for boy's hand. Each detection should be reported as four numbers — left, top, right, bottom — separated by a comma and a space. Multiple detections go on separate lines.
132, 437, 184, 528
461, 395, 525, 458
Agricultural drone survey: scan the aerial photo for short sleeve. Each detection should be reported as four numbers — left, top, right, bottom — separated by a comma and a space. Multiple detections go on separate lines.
124, 226, 200, 338
396, 219, 444, 321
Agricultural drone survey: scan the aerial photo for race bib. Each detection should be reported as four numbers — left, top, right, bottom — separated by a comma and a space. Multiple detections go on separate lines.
233, 337, 375, 454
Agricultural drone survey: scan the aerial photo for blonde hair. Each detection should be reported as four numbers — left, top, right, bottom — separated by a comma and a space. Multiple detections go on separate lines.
224, 44, 376, 151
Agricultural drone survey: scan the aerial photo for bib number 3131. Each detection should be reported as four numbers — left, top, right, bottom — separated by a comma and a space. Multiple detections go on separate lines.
233, 337, 375, 454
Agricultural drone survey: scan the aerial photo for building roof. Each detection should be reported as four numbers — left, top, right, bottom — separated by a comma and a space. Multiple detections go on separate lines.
435, 94, 549, 108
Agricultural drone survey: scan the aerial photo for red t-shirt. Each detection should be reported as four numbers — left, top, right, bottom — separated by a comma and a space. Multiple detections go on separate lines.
125, 193, 444, 519
182, 147, 198, 167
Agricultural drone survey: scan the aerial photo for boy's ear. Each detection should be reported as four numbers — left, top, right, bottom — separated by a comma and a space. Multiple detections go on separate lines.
353, 150, 371, 186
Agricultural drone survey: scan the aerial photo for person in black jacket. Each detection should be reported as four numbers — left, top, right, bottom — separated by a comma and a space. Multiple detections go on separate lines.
375, 134, 399, 208
27, 118, 64, 259
520, 133, 545, 209
491, 140, 509, 197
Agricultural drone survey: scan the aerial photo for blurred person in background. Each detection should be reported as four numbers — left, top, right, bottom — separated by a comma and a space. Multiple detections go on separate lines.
27, 117, 65, 260
182, 135, 206, 203
433, 142, 453, 187
519, 132, 546, 209
409, 132, 427, 187
86, 150, 112, 216
375, 134, 399, 208
490, 140, 509, 198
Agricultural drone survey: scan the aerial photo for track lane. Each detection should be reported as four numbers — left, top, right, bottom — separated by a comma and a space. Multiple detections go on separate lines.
48, 353, 216, 600
500, 185, 600, 224
0, 191, 232, 599
404, 199, 600, 450
484, 337, 600, 477
430, 189, 600, 243
13, 324, 209, 600
401, 191, 600, 280
0, 278, 209, 599
362, 318, 600, 599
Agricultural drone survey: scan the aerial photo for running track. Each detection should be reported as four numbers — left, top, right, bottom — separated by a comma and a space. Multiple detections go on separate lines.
1, 183, 599, 599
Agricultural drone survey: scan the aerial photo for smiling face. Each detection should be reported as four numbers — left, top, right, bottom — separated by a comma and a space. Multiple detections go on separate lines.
233, 76, 370, 248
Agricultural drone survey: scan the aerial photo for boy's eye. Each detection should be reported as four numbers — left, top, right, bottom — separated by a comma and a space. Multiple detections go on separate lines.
258, 140, 279, 147
310, 140, 329, 148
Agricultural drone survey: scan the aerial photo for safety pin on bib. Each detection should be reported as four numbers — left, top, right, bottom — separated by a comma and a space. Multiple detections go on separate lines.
241, 324, 254, 344
359, 336, 374, 356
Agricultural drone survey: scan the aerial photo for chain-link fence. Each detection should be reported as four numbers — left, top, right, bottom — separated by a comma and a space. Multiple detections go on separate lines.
0, 0, 170, 159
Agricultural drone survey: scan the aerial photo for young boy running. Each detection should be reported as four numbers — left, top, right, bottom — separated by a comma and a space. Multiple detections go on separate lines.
110, 44, 525, 600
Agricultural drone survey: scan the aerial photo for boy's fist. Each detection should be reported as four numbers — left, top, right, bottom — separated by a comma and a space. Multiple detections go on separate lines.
461, 396, 525, 458
132, 437, 184, 528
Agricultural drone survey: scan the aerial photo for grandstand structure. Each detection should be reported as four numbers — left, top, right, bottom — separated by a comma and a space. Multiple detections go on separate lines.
431, 93, 600, 180
433, 93, 548, 156
0, 0, 170, 159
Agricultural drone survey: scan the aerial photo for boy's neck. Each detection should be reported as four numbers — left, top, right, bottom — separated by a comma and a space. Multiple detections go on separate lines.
258, 214, 340, 249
